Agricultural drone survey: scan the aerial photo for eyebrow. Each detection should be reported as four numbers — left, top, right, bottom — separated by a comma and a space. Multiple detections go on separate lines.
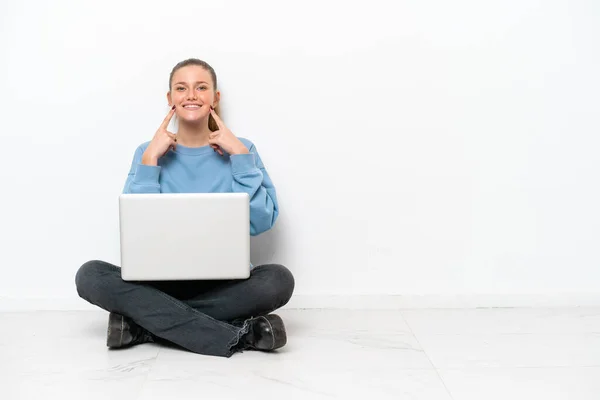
174, 81, 209, 85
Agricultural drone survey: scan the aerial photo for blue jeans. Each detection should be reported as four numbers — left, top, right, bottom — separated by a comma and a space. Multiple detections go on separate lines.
75, 260, 295, 357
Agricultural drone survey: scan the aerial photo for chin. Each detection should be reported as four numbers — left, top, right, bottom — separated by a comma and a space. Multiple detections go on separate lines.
178, 114, 207, 124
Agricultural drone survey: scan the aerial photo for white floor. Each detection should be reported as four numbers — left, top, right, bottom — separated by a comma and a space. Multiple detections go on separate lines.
2, 308, 600, 400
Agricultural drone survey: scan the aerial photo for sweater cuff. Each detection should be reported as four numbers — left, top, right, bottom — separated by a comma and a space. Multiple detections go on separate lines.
133, 164, 161, 185
230, 153, 258, 175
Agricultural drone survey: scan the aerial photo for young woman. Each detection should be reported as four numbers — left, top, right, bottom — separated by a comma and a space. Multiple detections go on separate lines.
75, 59, 294, 358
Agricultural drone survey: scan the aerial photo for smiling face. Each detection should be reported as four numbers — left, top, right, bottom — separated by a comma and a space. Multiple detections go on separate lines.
167, 65, 220, 123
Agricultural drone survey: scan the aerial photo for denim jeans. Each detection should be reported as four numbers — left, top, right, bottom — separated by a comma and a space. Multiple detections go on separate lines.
75, 260, 295, 357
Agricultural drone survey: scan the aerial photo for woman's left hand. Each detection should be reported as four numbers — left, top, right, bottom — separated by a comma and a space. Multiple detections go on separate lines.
208, 108, 249, 156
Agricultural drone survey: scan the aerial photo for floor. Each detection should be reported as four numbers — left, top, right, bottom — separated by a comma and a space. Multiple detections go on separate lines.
2, 308, 600, 400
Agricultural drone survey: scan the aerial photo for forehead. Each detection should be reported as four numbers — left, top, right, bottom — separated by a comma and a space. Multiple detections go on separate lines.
172, 65, 212, 84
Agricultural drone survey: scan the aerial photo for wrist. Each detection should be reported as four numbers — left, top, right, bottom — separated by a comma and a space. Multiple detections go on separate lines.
230, 144, 249, 155
142, 151, 158, 166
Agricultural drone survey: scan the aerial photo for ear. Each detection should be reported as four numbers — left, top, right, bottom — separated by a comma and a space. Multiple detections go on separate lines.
166, 91, 172, 107
213, 90, 220, 108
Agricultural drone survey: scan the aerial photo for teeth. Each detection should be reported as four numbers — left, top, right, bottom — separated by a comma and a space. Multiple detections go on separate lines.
184, 105, 200, 108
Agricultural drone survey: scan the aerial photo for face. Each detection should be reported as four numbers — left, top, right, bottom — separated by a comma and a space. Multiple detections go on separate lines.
167, 65, 220, 123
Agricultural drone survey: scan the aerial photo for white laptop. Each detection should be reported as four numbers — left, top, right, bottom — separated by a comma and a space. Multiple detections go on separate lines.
118, 192, 250, 281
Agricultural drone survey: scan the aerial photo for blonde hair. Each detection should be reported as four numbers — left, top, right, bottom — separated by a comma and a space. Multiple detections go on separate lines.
169, 58, 221, 132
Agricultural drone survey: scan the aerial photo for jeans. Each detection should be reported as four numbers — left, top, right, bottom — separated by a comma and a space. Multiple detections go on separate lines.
75, 260, 295, 357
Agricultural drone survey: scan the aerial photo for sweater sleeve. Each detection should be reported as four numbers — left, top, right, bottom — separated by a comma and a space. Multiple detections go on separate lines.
122, 145, 162, 194
230, 142, 279, 236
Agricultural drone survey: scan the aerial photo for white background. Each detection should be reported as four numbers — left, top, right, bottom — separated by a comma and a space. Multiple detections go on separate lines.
1, 0, 599, 308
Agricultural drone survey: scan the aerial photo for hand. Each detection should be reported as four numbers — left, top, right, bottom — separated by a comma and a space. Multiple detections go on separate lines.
208, 108, 249, 156
142, 106, 178, 165
210, 143, 224, 156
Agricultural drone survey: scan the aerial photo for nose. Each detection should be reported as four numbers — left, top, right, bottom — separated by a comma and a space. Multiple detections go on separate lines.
186, 90, 198, 101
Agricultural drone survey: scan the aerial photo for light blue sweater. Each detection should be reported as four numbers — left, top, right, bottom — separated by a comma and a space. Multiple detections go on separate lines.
123, 138, 278, 236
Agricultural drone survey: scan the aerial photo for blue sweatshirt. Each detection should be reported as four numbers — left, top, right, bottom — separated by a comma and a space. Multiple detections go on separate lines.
122, 137, 278, 236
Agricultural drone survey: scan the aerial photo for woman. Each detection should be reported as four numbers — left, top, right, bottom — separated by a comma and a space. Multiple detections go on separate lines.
75, 58, 294, 358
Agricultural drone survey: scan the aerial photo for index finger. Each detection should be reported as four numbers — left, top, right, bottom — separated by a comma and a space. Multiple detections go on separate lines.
210, 108, 225, 130
160, 106, 176, 130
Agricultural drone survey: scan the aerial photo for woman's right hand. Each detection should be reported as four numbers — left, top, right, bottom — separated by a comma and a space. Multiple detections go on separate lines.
142, 106, 178, 166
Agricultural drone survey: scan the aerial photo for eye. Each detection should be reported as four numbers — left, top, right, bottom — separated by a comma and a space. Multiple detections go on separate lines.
197, 86, 207, 91
176, 87, 185, 91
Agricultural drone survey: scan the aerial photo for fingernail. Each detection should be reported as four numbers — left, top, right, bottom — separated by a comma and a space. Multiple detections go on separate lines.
210, 106, 214, 111
172, 105, 176, 110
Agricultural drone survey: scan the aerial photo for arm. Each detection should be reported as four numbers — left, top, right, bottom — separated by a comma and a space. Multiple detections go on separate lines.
230, 143, 279, 236
122, 145, 162, 194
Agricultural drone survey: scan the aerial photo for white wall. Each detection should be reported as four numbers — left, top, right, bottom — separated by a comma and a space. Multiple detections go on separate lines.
1, 0, 599, 309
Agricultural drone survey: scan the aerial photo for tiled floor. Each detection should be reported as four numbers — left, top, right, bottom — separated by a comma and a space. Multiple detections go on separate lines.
2, 308, 600, 399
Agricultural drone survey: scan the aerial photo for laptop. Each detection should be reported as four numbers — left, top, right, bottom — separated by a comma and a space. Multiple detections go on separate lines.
118, 192, 250, 281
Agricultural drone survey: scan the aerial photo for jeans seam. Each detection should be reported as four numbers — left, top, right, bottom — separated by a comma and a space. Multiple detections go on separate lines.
226, 319, 251, 356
